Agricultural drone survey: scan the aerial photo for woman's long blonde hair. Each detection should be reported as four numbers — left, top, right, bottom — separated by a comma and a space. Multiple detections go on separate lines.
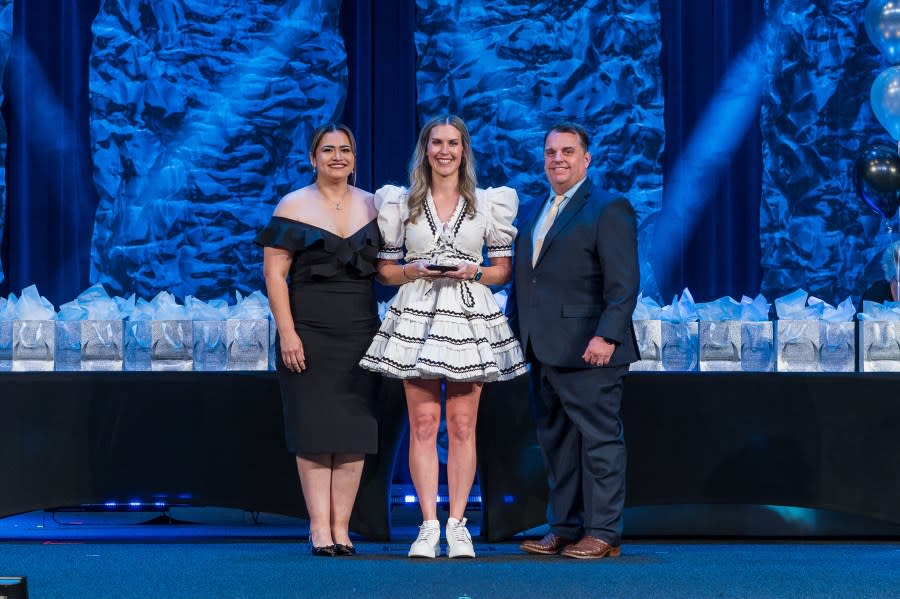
407, 115, 477, 223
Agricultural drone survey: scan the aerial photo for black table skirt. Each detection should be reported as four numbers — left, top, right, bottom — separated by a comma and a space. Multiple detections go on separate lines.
2, 372, 898, 541
478, 372, 900, 540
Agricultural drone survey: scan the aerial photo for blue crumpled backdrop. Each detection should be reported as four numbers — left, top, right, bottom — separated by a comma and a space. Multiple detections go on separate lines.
761, 0, 893, 303
415, 0, 664, 297
0, 0, 12, 285
88, 0, 346, 300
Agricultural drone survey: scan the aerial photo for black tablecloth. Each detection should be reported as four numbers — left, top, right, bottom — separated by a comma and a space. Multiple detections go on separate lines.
2, 372, 898, 541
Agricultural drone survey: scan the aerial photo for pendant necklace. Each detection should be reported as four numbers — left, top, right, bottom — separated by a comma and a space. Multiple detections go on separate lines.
320, 186, 348, 211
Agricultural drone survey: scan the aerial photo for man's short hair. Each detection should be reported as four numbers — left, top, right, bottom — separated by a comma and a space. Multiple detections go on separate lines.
544, 122, 590, 152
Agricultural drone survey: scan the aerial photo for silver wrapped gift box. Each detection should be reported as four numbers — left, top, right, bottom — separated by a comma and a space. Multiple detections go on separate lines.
631, 320, 699, 371
739, 321, 776, 372
13, 320, 56, 371
775, 320, 855, 372
55, 321, 82, 371
0, 320, 12, 371
56, 320, 124, 371
82, 320, 125, 370
151, 320, 193, 371
125, 320, 151, 371
699, 321, 740, 371
819, 321, 855, 372
193, 320, 227, 371
698, 321, 775, 372
227, 319, 269, 371
631, 320, 662, 371
858, 320, 900, 372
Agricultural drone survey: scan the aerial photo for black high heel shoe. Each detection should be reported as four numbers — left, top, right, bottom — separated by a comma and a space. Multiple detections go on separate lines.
334, 543, 357, 556
308, 538, 336, 557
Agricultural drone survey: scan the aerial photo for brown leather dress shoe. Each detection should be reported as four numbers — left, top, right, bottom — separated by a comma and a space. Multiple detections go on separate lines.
519, 533, 575, 555
560, 535, 621, 560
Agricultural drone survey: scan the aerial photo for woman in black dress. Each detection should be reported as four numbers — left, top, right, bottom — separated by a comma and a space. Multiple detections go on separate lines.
255, 123, 380, 556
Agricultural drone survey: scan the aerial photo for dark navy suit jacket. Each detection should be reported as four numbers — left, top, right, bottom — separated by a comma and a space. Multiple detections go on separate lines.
514, 178, 640, 368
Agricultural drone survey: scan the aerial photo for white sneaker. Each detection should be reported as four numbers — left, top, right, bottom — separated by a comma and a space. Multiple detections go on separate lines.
446, 517, 476, 558
408, 520, 441, 558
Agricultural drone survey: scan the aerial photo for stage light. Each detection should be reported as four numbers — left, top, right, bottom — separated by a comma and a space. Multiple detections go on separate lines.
655, 22, 771, 280
0, 576, 28, 599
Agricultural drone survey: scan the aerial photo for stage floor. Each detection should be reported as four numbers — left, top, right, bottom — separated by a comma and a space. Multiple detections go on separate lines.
1, 508, 897, 599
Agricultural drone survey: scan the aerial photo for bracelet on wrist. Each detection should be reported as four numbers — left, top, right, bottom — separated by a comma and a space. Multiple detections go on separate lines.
402, 263, 414, 281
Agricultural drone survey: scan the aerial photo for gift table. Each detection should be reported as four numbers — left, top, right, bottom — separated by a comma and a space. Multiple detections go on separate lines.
1, 371, 898, 541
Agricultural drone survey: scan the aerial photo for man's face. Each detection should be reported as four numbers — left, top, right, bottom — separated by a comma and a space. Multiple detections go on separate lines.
543, 130, 590, 194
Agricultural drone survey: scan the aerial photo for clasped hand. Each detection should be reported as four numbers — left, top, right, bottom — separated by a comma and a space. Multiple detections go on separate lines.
405, 260, 477, 281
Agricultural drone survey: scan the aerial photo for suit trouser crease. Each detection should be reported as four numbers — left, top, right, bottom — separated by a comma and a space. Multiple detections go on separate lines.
531, 362, 627, 545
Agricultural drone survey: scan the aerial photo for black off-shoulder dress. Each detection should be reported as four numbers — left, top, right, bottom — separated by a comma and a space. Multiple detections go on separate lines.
255, 216, 381, 454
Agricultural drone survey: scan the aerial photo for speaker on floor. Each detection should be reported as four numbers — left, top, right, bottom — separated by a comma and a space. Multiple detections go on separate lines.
0, 577, 27, 599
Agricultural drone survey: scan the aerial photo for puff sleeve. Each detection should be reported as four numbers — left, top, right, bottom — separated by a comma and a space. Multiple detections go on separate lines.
484, 186, 519, 258
375, 184, 408, 260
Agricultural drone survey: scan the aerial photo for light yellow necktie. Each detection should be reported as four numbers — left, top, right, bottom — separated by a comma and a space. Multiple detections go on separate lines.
532, 194, 566, 266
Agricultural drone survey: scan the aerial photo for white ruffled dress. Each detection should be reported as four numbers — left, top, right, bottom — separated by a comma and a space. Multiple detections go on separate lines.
359, 185, 528, 382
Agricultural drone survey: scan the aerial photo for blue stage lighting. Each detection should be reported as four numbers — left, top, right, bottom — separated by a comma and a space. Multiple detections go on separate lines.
655, 23, 771, 284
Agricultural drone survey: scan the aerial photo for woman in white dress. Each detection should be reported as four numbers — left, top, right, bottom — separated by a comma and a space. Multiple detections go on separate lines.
360, 115, 527, 558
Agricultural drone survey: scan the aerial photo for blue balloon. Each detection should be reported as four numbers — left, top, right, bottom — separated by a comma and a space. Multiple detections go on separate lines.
866, 0, 900, 64
871, 67, 900, 141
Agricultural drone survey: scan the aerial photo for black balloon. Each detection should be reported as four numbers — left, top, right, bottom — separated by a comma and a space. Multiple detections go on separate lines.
853, 145, 900, 219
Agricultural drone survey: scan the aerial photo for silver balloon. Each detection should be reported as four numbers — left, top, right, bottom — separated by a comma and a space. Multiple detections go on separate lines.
871, 66, 900, 140
866, 0, 900, 64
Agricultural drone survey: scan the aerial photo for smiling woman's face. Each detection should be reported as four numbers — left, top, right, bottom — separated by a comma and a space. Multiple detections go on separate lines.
426, 124, 463, 179
311, 130, 355, 181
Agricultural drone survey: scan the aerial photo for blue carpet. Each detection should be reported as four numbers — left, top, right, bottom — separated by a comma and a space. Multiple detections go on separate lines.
0, 510, 898, 598
1, 540, 898, 598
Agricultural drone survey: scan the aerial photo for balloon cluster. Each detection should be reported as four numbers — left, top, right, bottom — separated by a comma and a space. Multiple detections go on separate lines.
855, 0, 900, 221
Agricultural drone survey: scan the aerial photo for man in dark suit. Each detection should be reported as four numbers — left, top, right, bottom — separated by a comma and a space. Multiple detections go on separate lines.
516, 122, 639, 559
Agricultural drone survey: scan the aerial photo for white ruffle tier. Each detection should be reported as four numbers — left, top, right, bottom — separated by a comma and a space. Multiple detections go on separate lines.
360, 279, 527, 382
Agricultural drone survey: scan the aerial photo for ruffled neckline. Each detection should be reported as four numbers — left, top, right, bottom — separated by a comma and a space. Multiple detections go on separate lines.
269, 215, 376, 241
255, 216, 380, 278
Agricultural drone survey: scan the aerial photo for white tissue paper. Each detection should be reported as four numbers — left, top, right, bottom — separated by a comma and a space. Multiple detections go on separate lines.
149, 292, 192, 371
631, 290, 699, 371
12, 285, 57, 371
55, 284, 125, 371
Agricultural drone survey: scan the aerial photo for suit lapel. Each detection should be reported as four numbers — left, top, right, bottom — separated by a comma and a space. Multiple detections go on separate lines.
533, 179, 592, 267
